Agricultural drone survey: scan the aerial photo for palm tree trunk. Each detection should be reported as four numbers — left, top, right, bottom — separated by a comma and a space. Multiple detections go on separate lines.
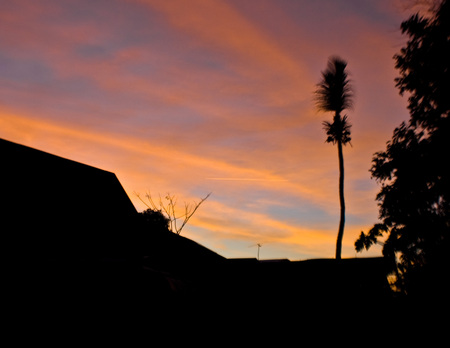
335, 138, 345, 260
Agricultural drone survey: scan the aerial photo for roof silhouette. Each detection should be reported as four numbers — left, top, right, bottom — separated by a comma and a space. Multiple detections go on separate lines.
1, 137, 224, 264
1, 138, 138, 258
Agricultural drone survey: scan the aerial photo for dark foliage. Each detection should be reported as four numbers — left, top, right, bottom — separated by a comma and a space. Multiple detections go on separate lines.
355, 0, 450, 297
139, 208, 171, 233
315, 56, 353, 115
394, 0, 450, 130
322, 114, 352, 145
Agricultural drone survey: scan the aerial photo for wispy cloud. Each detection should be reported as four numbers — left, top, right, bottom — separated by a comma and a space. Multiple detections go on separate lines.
0, 0, 410, 259
206, 177, 288, 182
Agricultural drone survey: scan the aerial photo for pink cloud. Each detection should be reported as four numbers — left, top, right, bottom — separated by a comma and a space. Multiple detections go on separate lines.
0, 0, 411, 259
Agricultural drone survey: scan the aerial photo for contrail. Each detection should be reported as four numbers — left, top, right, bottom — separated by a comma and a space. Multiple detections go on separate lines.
206, 177, 288, 182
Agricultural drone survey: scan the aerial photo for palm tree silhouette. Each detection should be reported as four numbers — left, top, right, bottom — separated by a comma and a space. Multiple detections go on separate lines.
315, 56, 353, 260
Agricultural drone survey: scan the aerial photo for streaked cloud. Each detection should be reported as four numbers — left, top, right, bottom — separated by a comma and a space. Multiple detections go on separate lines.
0, 0, 411, 259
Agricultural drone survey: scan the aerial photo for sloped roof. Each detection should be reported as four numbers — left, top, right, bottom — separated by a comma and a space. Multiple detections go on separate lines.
0, 138, 138, 257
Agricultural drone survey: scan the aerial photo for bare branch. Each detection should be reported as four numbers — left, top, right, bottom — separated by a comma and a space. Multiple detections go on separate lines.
159, 193, 171, 217
137, 191, 211, 235
135, 192, 152, 209
176, 192, 211, 234
144, 192, 159, 211
169, 194, 178, 233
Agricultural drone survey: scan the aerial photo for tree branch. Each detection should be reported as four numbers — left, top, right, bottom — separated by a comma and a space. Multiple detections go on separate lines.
136, 191, 211, 235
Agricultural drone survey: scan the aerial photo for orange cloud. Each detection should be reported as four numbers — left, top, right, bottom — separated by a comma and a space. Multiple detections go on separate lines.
0, 0, 408, 260
132, 0, 315, 110
1, 104, 384, 246
187, 198, 383, 260
0, 109, 379, 259
138, 0, 306, 72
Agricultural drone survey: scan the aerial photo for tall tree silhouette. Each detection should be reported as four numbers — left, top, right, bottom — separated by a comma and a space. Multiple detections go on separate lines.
315, 57, 353, 260
355, 0, 449, 297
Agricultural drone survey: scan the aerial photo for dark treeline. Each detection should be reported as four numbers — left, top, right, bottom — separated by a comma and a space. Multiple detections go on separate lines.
355, 0, 449, 301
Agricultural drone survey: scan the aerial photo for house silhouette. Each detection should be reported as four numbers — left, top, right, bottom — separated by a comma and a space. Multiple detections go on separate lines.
2, 138, 393, 326
1, 138, 138, 258
2, 138, 226, 315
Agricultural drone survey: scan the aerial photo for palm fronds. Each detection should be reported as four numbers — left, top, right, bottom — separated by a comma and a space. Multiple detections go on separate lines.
315, 57, 353, 114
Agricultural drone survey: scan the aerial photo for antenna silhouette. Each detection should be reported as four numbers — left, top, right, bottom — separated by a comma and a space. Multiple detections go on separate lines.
249, 243, 264, 260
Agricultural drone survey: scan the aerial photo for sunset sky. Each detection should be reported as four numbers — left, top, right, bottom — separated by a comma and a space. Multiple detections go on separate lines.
0, 0, 422, 260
